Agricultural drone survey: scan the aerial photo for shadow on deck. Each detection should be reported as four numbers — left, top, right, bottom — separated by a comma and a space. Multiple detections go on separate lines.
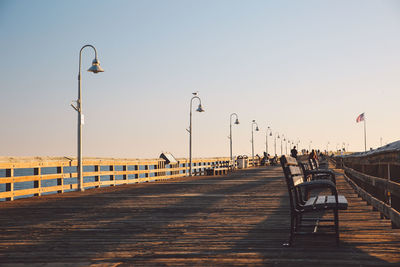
0, 166, 399, 266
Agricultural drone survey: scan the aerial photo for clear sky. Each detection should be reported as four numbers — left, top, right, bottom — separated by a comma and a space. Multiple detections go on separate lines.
1, 0, 400, 159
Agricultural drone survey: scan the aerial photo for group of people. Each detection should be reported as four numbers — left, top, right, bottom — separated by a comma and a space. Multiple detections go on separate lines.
259, 145, 320, 166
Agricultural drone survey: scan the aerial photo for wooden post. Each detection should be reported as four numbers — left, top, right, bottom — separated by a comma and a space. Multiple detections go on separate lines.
135, 165, 139, 180
123, 165, 127, 181
5, 168, 14, 201
34, 167, 41, 197
95, 165, 100, 188
145, 165, 149, 178
111, 165, 115, 186
57, 166, 63, 193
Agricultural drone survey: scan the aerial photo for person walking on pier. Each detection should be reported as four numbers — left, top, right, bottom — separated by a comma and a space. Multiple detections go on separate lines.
290, 146, 298, 158
309, 149, 318, 161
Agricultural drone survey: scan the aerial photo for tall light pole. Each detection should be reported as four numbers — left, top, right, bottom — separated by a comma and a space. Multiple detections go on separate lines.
281, 134, 285, 156
188, 94, 205, 176
274, 132, 280, 156
266, 126, 272, 155
251, 120, 260, 165
71, 44, 104, 192
229, 113, 240, 161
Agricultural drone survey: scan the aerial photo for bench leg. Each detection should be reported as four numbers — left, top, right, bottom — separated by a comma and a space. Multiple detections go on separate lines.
284, 213, 296, 247
334, 209, 340, 246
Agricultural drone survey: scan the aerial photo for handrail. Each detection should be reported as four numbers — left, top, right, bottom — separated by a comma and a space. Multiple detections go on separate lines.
343, 165, 400, 228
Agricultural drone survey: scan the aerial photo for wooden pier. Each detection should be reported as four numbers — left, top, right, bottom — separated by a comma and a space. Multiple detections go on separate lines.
0, 166, 399, 266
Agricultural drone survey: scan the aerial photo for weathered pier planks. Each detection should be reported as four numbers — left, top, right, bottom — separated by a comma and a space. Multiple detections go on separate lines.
0, 166, 399, 266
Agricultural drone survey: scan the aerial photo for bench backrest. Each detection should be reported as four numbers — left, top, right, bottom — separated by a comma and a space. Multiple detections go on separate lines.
308, 158, 320, 170
280, 155, 306, 210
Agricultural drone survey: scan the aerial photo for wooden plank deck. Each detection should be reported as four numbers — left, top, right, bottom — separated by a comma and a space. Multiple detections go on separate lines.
0, 166, 399, 266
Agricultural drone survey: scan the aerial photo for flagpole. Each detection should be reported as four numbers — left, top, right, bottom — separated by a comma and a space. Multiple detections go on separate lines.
364, 117, 367, 152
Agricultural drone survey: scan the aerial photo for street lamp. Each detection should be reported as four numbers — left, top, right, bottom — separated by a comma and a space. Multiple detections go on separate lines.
274, 132, 280, 156
281, 134, 285, 156
251, 120, 260, 165
229, 113, 240, 161
188, 94, 205, 176
266, 126, 272, 156
71, 44, 104, 192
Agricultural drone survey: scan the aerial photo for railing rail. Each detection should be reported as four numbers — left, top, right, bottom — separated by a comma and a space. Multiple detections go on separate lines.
0, 156, 261, 202
332, 153, 400, 228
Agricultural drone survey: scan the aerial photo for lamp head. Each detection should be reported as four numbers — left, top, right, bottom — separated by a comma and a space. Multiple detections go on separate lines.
269, 132, 272, 136
196, 104, 205, 112
255, 126, 259, 131
87, 58, 104, 73
235, 118, 239, 125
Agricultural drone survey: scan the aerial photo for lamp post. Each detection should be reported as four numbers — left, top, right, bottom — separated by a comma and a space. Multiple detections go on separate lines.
274, 132, 280, 156
281, 134, 285, 156
251, 120, 260, 165
188, 94, 205, 176
229, 113, 240, 161
70, 44, 104, 192
266, 126, 272, 156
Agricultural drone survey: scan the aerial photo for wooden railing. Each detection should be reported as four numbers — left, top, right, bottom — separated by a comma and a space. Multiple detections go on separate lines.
333, 153, 400, 228
0, 156, 261, 202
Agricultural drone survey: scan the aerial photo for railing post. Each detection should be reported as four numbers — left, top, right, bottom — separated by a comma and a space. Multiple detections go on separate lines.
111, 165, 115, 186
123, 165, 128, 181
136, 164, 140, 180
145, 165, 149, 178
34, 167, 41, 197
57, 166, 63, 193
95, 165, 100, 188
5, 168, 14, 201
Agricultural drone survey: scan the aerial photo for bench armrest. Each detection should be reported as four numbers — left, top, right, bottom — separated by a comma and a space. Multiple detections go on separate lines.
305, 170, 336, 184
296, 180, 338, 196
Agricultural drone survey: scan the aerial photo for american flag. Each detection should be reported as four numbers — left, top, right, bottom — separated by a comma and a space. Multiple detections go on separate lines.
356, 113, 365, 123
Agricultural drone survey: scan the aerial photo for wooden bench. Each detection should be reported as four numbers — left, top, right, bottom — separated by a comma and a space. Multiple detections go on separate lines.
298, 161, 336, 184
309, 157, 328, 170
280, 155, 348, 247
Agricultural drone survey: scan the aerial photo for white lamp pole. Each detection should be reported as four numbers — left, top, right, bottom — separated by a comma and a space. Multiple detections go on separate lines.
266, 126, 271, 155
71, 44, 104, 192
188, 94, 204, 176
274, 132, 279, 156
251, 120, 259, 165
229, 113, 240, 161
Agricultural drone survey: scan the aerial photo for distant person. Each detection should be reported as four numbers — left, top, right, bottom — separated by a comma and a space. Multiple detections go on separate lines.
309, 149, 318, 160
290, 146, 298, 158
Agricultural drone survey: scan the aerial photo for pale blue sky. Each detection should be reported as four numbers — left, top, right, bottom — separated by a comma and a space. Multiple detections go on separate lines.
1, 0, 400, 158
